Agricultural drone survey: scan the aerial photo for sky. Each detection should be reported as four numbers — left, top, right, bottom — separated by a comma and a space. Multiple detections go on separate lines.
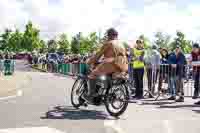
0, 0, 200, 42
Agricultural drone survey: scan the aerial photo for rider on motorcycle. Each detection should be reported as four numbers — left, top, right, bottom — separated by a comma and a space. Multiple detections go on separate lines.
84, 28, 128, 102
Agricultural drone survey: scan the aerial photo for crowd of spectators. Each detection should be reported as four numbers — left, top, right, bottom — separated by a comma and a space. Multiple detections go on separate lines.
27, 52, 91, 73
28, 53, 89, 65
127, 40, 200, 105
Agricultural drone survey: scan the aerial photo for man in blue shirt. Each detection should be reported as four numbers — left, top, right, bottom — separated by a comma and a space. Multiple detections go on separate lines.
168, 46, 186, 102
168, 52, 177, 100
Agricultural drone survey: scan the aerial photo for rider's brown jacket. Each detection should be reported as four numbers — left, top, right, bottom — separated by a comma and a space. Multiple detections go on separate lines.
87, 40, 128, 72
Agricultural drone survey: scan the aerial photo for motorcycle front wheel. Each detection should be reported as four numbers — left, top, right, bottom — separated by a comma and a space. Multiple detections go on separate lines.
71, 78, 86, 109
104, 84, 129, 117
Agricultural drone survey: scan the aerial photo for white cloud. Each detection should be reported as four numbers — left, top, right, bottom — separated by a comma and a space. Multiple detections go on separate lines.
142, 1, 200, 41
0, 0, 200, 42
0, 0, 27, 31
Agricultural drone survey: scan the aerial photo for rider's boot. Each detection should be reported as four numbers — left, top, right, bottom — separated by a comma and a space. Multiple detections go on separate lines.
83, 79, 97, 103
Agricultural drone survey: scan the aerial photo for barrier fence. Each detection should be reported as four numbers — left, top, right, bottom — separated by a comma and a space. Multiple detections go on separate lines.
142, 64, 198, 98
35, 62, 200, 97
35, 62, 89, 76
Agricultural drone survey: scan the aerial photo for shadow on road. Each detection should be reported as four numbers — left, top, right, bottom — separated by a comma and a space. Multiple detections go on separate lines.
41, 106, 112, 120
193, 109, 200, 114
141, 101, 176, 106
53, 73, 75, 79
158, 104, 200, 109
142, 98, 169, 102
128, 98, 175, 106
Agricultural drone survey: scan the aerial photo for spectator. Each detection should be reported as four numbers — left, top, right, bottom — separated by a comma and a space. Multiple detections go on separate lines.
168, 51, 177, 100
10, 52, 14, 60
190, 43, 200, 100
132, 39, 145, 99
0, 52, 4, 59
168, 46, 186, 102
0, 52, 4, 75
175, 46, 186, 102
32, 52, 38, 65
127, 47, 135, 95
82, 56, 88, 63
5, 53, 10, 60
145, 45, 160, 98
64, 56, 70, 63
73, 55, 80, 75
127, 47, 134, 82
46, 53, 49, 62
39, 54, 47, 70
158, 48, 169, 92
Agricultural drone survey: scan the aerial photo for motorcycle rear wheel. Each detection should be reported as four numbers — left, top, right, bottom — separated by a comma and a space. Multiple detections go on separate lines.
104, 84, 129, 117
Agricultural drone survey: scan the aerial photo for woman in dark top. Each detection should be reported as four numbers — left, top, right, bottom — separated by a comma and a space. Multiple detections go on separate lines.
158, 48, 169, 92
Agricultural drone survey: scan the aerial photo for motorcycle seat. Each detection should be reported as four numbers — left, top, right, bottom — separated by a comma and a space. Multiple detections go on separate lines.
112, 72, 128, 80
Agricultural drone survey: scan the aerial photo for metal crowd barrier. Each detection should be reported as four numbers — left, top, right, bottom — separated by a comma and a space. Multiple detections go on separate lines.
64, 63, 196, 98
128, 64, 198, 98
66, 63, 88, 76
38, 62, 89, 76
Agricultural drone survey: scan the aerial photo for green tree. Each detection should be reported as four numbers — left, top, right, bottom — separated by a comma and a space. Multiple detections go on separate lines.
8, 29, 23, 52
21, 21, 41, 51
154, 31, 171, 49
47, 39, 57, 53
169, 31, 192, 53
0, 28, 12, 51
79, 32, 98, 54
39, 40, 47, 53
71, 36, 79, 54
139, 34, 151, 49
57, 33, 70, 54
88, 32, 98, 52
123, 42, 129, 49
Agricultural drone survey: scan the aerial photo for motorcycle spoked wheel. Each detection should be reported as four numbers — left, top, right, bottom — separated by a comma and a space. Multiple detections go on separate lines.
71, 78, 86, 109
104, 84, 129, 117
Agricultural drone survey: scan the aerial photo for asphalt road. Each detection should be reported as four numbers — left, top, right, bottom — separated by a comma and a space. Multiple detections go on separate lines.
0, 60, 200, 133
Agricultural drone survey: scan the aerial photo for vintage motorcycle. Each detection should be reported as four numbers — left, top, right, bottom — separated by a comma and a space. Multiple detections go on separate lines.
70, 64, 129, 117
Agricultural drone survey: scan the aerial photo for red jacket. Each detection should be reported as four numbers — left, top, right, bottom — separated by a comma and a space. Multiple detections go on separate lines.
191, 51, 200, 71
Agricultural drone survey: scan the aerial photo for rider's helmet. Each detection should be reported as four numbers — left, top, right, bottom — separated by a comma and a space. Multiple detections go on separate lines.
105, 28, 118, 40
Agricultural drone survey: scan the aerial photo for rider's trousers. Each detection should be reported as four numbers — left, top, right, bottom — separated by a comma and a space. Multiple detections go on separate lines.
87, 79, 97, 96
87, 62, 120, 96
